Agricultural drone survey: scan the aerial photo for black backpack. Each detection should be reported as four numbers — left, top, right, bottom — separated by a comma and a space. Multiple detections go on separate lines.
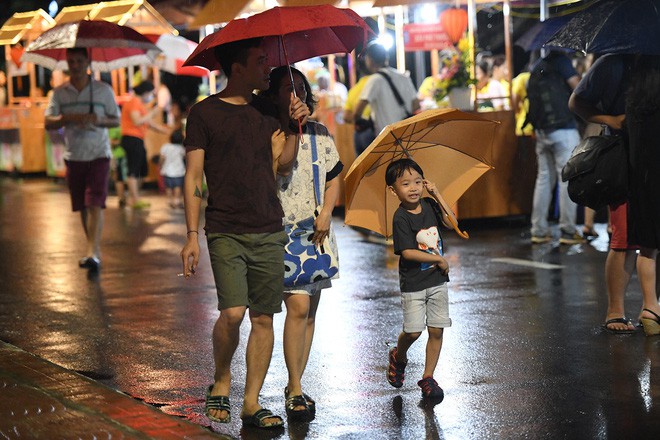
525, 57, 575, 130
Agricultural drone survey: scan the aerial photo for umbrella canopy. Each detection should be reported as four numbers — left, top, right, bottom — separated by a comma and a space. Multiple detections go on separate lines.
545, 0, 660, 55
344, 109, 499, 238
146, 33, 209, 77
183, 5, 373, 71
515, 15, 572, 52
22, 20, 160, 71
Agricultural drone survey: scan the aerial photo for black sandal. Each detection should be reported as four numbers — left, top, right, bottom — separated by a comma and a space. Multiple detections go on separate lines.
241, 408, 284, 429
284, 387, 313, 422
204, 385, 230, 423
303, 392, 316, 416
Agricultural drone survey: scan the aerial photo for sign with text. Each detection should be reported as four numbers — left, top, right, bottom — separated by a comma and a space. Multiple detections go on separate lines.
403, 23, 454, 52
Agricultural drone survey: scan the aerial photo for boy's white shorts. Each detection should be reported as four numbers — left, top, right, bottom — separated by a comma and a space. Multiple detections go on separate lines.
401, 283, 452, 333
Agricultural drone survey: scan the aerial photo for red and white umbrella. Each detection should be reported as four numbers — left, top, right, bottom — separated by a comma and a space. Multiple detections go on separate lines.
22, 20, 160, 72
146, 33, 209, 77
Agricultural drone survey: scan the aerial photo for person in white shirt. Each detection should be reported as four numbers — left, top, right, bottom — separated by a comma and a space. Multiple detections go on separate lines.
353, 42, 420, 135
158, 129, 186, 208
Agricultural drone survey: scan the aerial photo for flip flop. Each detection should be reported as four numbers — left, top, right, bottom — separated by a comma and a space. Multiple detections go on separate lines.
204, 385, 230, 423
603, 317, 636, 334
241, 408, 284, 429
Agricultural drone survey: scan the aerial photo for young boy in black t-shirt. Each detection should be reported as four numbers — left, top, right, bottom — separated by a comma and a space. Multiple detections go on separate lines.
385, 158, 453, 401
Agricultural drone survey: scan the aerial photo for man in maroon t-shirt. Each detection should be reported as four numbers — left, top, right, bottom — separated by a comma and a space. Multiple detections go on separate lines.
180, 38, 309, 429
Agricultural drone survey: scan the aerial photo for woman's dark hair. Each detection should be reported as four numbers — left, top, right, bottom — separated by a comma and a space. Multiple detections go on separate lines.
170, 129, 184, 144
213, 37, 263, 78
133, 80, 154, 96
385, 158, 424, 186
477, 61, 491, 76
261, 66, 317, 113
626, 55, 660, 118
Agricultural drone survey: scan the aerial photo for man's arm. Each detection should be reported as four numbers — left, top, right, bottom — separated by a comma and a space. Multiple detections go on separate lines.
180, 148, 205, 278
353, 99, 369, 121
569, 93, 625, 130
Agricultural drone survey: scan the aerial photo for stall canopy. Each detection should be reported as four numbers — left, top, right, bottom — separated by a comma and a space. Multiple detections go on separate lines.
190, 0, 342, 28
54, 0, 176, 36
0, 9, 55, 46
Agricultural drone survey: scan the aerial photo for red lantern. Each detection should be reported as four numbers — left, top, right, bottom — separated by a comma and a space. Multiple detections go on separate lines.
441, 8, 468, 44
10, 44, 24, 68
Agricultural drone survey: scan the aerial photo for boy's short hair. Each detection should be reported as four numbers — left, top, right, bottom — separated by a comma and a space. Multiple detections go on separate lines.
170, 129, 184, 144
213, 37, 263, 78
385, 158, 425, 186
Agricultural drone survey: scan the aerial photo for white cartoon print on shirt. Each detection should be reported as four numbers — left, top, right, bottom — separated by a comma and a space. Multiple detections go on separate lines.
416, 226, 442, 270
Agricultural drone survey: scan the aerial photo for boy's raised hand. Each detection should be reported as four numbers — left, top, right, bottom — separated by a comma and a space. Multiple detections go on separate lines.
423, 179, 439, 197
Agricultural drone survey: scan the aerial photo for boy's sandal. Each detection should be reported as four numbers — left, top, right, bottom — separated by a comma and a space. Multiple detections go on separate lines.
204, 385, 230, 423
387, 347, 407, 388
241, 408, 284, 429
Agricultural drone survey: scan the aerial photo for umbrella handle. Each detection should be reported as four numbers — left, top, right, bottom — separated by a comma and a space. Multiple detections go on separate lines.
281, 37, 304, 141
437, 201, 469, 239
446, 214, 470, 240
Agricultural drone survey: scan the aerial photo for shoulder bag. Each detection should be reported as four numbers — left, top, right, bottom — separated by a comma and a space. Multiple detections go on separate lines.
561, 133, 628, 210
283, 131, 339, 287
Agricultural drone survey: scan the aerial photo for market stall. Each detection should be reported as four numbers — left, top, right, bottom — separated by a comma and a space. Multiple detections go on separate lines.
0, 9, 54, 174
46, 0, 177, 181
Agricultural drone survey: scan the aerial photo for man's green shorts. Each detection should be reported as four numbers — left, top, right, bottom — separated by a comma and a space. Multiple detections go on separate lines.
207, 231, 287, 314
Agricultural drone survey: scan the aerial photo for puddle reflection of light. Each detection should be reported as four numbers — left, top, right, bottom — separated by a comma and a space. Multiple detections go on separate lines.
639, 359, 652, 412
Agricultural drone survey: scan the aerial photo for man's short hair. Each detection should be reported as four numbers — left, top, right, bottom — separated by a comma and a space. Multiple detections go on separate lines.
365, 42, 388, 67
66, 47, 89, 59
213, 37, 263, 77
385, 158, 425, 186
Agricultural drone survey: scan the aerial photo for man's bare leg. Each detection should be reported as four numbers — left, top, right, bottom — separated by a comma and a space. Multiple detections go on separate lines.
208, 306, 245, 421
241, 310, 279, 424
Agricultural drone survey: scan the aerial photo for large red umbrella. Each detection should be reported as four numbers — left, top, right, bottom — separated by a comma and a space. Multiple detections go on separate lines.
23, 20, 160, 72
183, 5, 373, 71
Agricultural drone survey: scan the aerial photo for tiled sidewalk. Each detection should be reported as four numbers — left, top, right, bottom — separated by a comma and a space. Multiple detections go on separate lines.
0, 342, 227, 440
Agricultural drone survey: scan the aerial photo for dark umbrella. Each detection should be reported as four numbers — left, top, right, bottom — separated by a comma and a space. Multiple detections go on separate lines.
515, 15, 572, 52
545, 0, 660, 55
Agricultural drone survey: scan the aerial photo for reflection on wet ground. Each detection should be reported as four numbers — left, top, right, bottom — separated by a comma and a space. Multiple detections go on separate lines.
0, 177, 658, 439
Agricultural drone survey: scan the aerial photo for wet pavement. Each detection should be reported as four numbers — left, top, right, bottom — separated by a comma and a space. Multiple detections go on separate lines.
0, 176, 658, 439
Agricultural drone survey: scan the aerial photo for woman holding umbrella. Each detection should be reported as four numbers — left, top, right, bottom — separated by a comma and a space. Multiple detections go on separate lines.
261, 66, 343, 422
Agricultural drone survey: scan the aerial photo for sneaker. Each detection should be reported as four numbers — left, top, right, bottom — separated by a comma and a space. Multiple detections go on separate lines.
559, 231, 586, 245
531, 235, 551, 244
582, 226, 599, 240
387, 347, 407, 388
78, 256, 101, 271
132, 200, 151, 210
417, 377, 444, 401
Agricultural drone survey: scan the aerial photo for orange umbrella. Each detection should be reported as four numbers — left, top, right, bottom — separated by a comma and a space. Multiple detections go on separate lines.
344, 108, 499, 238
